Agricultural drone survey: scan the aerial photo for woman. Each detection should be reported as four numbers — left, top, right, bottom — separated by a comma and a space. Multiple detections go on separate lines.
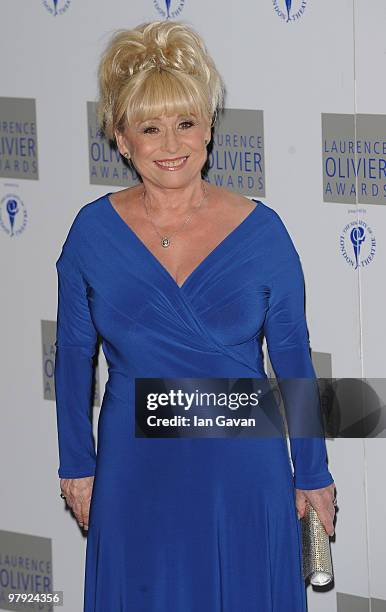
55, 20, 336, 611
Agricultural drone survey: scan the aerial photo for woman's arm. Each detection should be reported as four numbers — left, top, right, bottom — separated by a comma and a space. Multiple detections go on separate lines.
263, 210, 334, 490
54, 235, 98, 479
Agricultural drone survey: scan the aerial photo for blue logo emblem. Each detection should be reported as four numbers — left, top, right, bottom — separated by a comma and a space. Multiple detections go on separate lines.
153, 0, 185, 19
42, 0, 71, 16
340, 219, 376, 269
272, 0, 307, 23
0, 194, 28, 237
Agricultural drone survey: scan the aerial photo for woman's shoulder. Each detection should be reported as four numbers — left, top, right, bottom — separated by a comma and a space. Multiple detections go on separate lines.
57, 191, 112, 257
208, 183, 288, 230
211, 185, 300, 262
72, 191, 111, 225
63, 189, 129, 242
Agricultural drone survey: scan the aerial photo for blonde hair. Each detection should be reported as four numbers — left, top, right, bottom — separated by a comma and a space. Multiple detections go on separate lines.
97, 21, 225, 142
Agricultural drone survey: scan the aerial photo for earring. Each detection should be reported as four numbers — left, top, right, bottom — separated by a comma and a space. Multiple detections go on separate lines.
123, 152, 130, 159
204, 139, 208, 145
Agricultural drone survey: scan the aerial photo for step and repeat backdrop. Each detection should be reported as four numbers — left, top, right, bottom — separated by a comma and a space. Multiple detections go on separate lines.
1, 1, 385, 611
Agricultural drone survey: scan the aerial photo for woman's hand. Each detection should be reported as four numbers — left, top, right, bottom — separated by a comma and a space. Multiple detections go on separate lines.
295, 482, 337, 536
60, 476, 94, 531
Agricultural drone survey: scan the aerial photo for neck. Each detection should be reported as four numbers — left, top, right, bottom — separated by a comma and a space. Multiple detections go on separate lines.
141, 178, 207, 217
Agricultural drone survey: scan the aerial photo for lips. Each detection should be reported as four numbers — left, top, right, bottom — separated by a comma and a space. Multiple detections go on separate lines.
154, 156, 189, 170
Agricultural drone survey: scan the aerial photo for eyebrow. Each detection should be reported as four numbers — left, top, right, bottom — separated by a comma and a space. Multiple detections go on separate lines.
138, 114, 197, 125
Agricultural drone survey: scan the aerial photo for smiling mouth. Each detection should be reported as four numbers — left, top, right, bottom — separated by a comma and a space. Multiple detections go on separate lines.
154, 156, 189, 170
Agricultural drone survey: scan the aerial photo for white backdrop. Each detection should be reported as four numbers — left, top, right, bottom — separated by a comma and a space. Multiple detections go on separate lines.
1, 1, 385, 611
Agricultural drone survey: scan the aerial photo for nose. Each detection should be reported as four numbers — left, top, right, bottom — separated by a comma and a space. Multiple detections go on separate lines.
162, 126, 179, 154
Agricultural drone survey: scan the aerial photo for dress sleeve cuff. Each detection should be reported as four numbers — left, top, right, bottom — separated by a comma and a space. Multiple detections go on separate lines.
58, 463, 96, 479
293, 470, 334, 490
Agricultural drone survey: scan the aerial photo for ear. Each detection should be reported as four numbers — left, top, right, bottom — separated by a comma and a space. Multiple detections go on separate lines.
114, 129, 130, 157
204, 120, 211, 145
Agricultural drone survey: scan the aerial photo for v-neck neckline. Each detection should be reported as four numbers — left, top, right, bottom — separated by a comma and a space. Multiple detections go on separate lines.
104, 192, 260, 291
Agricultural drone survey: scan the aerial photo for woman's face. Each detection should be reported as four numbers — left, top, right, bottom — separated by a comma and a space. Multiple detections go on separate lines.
115, 112, 211, 190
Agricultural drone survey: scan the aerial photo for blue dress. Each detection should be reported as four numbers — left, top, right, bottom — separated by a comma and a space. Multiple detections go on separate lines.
54, 192, 334, 612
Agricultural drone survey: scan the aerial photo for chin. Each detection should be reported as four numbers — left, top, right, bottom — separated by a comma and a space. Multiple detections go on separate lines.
149, 169, 202, 188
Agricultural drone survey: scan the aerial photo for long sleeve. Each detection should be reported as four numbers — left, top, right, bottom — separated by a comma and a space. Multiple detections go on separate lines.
54, 239, 98, 479
263, 212, 334, 490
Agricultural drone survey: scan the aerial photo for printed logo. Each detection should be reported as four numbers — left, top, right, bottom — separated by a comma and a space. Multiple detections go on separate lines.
42, 321, 57, 401
272, 0, 307, 23
0, 194, 27, 237
322, 113, 386, 205
42, 0, 71, 16
206, 109, 265, 197
153, 0, 185, 19
45, 318, 101, 404
87, 101, 139, 187
0, 530, 54, 612
0, 97, 39, 180
339, 219, 376, 269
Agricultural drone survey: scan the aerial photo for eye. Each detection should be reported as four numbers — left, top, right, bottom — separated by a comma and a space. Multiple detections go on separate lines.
178, 120, 195, 129
142, 126, 159, 134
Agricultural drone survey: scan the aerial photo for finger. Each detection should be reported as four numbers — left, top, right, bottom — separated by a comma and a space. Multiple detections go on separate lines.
60, 487, 70, 500
304, 495, 334, 533
296, 500, 307, 519
72, 495, 90, 530
63, 494, 73, 509
319, 510, 334, 536
60, 479, 71, 496
72, 501, 85, 527
80, 501, 90, 530
318, 504, 335, 535
67, 481, 93, 527
327, 496, 337, 519
67, 494, 76, 510
295, 491, 308, 519
325, 520, 334, 537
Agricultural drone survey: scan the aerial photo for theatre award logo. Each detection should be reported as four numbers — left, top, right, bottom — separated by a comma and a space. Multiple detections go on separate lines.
153, 0, 185, 19
0, 97, 39, 180
87, 101, 140, 187
272, 0, 307, 23
42, 321, 57, 401
0, 530, 54, 611
322, 113, 386, 205
206, 109, 265, 197
339, 219, 376, 270
0, 194, 27, 237
42, 0, 71, 16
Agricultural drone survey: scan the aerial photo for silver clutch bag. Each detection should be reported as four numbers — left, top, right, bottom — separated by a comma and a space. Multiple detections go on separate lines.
301, 502, 334, 586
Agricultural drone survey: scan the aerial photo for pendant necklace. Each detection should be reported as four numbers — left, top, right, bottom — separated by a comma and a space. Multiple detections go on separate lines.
142, 181, 209, 248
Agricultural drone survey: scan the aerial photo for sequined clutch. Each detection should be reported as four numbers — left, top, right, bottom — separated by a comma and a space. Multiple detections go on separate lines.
301, 502, 334, 586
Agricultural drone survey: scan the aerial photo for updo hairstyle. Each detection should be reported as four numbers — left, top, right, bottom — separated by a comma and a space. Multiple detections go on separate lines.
97, 21, 225, 142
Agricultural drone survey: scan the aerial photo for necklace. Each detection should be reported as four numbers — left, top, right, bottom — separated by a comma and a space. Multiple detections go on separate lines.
142, 181, 209, 248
